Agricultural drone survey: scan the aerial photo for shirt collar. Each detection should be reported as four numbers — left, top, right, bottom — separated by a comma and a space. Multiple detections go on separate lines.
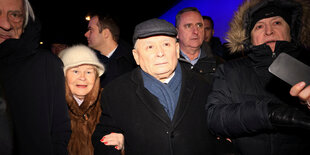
106, 45, 118, 58
73, 95, 84, 106
180, 49, 201, 65
163, 72, 175, 84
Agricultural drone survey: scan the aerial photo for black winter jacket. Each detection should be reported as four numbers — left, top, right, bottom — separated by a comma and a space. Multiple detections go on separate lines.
179, 42, 218, 85
207, 41, 310, 155
0, 19, 71, 154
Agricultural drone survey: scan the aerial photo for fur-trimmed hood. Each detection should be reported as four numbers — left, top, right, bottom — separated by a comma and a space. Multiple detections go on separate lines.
226, 0, 310, 53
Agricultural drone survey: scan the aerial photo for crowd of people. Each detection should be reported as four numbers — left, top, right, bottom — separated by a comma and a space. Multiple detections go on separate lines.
1, 0, 310, 154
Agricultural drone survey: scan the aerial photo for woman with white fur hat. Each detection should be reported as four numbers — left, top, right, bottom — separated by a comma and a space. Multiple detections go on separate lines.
60, 45, 124, 155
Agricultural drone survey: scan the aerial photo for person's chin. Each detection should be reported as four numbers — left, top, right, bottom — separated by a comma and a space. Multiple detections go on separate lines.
75, 92, 88, 97
157, 70, 173, 78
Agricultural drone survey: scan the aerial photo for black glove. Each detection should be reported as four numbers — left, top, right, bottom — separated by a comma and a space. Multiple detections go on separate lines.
268, 103, 310, 129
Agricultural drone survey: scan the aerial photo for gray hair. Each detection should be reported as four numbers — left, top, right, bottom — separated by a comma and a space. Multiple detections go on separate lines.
175, 7, 202, 28
23, 0, 35, 28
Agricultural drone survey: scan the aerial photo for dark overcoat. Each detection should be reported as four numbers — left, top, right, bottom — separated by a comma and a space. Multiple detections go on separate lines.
92, 66, 217, 155
0, 18, 71, 154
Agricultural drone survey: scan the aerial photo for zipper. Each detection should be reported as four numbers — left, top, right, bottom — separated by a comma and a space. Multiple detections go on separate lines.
272, 52, 276, 58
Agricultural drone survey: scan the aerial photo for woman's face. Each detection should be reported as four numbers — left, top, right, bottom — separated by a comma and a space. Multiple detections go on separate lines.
66, 64, 97, 100
251, 16, 291, 52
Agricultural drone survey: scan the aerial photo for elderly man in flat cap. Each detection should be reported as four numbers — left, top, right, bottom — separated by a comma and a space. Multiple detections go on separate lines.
92, 18, 218, 155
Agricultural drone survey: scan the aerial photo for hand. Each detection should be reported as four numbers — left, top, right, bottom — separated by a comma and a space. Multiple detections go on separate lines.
100, 132, 125, 151
290, 82, 310, 109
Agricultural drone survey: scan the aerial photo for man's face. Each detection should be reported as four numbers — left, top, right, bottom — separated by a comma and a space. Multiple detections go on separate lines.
0, 0, 24, 44
51, 43, 68, 56
177, 11, 204, 50
203, 19, 214, 42
84, 16, 104, 50
251, 16, 291, 52
132, 36, 180, 82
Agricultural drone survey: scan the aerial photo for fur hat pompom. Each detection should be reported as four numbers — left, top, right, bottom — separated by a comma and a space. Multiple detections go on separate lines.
59, 44, 105, 77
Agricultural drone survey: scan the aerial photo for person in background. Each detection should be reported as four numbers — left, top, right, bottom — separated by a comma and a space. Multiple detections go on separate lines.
176, 7, 219, 85
0, 0, 71, 154
202, 16, 226, 61
59, 45, 124, 155
85, 12, 136, 88
92, 18, 218, 155
176, 7, 235, 155
206, 0, 310, 154
51, 42, 68, 56
202, 16, 214, 43
49, 31, 70, 56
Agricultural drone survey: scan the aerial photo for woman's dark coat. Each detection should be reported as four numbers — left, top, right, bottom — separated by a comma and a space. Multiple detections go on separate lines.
92, 66, 217, 155
207, 0, 310, 154
207, 41, 310, 155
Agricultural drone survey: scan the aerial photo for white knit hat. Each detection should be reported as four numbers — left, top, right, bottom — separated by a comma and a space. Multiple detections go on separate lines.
59, 44, 105, 77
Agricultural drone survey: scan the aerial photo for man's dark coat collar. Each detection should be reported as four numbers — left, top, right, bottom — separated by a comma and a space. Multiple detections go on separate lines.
129, 67, 196, 128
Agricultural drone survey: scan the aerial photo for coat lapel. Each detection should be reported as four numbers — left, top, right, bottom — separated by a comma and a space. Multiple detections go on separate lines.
131, 68, 171, 126
130, 67, 196, 128
172, 67, 195, 127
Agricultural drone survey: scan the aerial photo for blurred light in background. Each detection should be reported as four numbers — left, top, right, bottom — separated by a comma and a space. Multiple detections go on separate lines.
85, 15, 91, 21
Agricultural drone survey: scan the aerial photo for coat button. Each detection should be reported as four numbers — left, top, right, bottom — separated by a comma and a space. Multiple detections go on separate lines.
170, 131, 175, 138
83, 114, 89, 121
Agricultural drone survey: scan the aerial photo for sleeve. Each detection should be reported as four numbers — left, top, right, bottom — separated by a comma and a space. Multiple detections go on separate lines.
206, 64, 273, 138
49, 57, 71, 155
92, 90, 122, 155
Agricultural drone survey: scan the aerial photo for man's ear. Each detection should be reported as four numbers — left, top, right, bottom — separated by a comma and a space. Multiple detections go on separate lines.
176, 42, 180, 59
102, 28, 110, 39
176, 27, 179, 39
132, 49, 140, 65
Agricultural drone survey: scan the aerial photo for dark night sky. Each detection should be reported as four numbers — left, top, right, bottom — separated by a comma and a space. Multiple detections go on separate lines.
29, 0, 180, 46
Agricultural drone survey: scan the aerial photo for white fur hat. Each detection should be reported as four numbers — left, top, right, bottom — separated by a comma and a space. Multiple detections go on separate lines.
59, 44, 105, 77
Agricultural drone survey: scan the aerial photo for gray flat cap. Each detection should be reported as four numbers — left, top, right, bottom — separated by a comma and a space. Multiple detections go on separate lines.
133, 18, 177, 45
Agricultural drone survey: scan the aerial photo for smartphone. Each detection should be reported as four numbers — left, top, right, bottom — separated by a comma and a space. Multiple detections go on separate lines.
268, 53, 310, 86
